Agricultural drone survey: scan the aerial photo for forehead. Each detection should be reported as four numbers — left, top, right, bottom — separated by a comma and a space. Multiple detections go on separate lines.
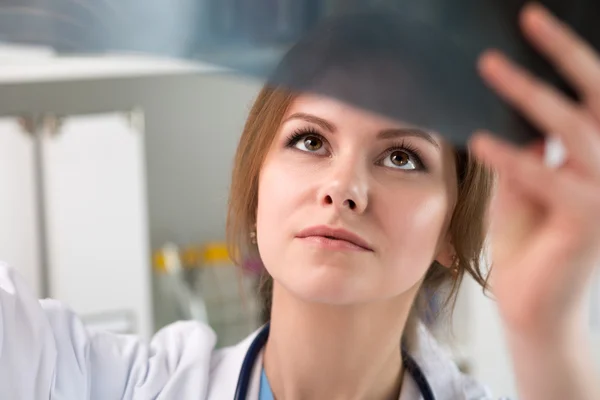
285, 93, 447, 145
286, 93, 399, 124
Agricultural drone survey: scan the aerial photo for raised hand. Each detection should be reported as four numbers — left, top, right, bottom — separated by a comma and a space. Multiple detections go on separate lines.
469, 4, 600, 399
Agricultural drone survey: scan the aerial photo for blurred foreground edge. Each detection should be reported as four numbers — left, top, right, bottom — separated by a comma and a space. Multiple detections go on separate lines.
0, 0, 597, 147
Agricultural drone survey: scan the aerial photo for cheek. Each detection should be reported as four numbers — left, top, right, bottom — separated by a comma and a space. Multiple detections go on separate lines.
255, 158, 312, 263
257, 159, 305, 223
380, 184, 450, 237
377, 187, 451, 282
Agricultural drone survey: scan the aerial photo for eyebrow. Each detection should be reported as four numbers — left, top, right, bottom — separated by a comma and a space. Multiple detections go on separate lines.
284, 112, 336, 132
284, 112, 440, 150
377, 128, 440, 150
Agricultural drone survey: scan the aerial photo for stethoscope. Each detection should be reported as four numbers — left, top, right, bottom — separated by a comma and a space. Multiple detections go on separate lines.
234, 322, 436, 400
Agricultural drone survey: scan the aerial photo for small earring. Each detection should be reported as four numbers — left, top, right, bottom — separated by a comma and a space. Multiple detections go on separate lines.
250, 226, 257, 244
450, 256, 460, 277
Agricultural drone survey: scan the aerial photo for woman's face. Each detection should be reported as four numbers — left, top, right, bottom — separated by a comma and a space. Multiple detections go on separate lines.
256, 94, 458, 305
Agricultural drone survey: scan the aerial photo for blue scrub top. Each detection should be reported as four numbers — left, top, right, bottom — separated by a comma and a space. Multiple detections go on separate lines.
259, 368, 274, 400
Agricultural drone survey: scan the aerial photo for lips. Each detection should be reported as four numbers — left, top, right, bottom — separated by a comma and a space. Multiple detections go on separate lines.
296, 225, 373, 251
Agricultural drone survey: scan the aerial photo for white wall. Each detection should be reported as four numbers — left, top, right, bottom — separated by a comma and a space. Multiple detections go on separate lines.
143, 73, 262, 249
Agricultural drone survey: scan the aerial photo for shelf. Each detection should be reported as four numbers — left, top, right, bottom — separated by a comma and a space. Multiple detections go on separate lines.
0, 47, 224, 84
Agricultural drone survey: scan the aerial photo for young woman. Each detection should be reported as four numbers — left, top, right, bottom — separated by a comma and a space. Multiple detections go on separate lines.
0, 4, 598, 400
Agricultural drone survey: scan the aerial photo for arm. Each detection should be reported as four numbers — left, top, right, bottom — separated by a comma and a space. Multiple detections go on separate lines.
0, 264, 56, 399
0, 262, 216, 399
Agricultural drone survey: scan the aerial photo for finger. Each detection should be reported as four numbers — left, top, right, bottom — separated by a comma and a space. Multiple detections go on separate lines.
474, 132, 600, 251
520, 3, 600, 102
478, 51, 600, 177
469, 130, 578, 209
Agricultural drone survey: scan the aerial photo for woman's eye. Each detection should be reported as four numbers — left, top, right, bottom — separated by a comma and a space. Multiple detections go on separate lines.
295, 135, 324, 152
383, 150, 418, 170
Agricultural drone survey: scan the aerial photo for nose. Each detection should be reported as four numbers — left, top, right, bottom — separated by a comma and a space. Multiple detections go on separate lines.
318, 163, 369, 214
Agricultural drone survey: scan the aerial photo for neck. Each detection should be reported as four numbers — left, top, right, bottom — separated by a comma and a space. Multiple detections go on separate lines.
263, 283, 416, 400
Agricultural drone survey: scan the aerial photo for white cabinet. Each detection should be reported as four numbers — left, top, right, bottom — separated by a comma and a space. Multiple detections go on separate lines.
0, 118, 42, 296
0, 111, 154, 340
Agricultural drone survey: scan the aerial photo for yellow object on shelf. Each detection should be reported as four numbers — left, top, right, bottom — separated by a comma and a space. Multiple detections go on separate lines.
201, 242, 231, 265
153, 242, 232, 273
182, 247, 202, 266
153, 251, 169, 273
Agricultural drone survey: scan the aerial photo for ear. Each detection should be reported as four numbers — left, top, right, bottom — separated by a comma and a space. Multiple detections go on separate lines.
434, 233, 456, 269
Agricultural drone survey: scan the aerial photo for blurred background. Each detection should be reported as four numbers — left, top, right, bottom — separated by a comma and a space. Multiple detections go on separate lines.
0, 2, 598, 399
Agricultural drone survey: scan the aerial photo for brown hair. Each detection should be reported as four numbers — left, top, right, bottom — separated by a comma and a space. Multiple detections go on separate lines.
227, 85, 494, 340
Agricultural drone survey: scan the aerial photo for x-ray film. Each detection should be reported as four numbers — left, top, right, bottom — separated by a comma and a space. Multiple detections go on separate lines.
0, 0, 598, 148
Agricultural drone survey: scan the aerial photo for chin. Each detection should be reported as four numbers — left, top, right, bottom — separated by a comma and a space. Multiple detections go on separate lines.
275, 256, 379, 305
261, 245, 423, 305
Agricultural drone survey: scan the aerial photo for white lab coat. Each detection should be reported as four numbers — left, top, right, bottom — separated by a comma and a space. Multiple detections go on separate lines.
0, 262, 497, 400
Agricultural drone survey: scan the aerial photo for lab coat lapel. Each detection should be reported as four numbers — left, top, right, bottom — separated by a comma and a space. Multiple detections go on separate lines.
207, 326, 264, 400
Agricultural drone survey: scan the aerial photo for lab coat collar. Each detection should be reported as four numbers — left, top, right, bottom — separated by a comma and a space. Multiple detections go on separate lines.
407, 323, 491, 400
207, 326, 264, 400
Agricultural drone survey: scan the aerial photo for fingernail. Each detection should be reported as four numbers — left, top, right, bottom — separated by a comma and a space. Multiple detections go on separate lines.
479, 52, 516, 86
478, 51, 502, 72
469, 130, 502, 163
469, 130, 487, 149
524, 3, 557, 36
